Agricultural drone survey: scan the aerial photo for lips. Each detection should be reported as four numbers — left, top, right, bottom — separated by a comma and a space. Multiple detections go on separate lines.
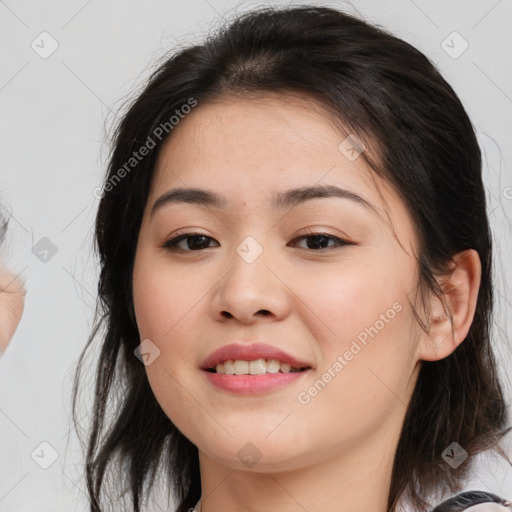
201, 342, 313, 371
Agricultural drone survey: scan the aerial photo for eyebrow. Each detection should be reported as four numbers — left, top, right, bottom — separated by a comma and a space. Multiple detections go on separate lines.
150, 184, 380, 217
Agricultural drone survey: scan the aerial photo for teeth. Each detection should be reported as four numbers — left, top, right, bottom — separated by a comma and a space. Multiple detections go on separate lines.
233, 360, 249, 375
212, 359, 306, 375
249, 359, 266, 375
280, 362, 291, 373
266, 359, 280, 373
222, 361, 234, 374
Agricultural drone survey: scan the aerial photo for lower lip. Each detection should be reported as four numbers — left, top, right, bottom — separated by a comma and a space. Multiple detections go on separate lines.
203, 370, 310, 394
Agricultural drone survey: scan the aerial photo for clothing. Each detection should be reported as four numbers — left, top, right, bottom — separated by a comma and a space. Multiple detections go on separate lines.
192, 492, 511, 511
430, 491, 511, 511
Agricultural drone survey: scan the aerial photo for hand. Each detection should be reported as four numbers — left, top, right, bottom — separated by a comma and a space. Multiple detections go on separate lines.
0, 266, 25, 353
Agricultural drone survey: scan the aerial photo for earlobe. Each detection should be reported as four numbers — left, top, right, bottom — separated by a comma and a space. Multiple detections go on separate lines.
419, 249, 481, 361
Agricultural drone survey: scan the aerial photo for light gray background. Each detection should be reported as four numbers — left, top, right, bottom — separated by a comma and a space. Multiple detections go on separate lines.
1, 1, 511, 511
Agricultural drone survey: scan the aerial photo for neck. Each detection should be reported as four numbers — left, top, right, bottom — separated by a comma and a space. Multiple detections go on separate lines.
197, 415, 403, 512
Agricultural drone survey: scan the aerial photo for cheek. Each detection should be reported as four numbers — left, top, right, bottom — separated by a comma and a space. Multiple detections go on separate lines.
296, 253, 413, 349
132, 251, 208, 342
294, 254, 417, 407
132, 255, 206, 431
132, 250, 210, 395
293, 309, 415, 452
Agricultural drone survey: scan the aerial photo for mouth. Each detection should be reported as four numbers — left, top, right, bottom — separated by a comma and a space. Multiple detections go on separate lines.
201, 342, 313, 375
205, 359, 312, 375
201, 344, 313, 394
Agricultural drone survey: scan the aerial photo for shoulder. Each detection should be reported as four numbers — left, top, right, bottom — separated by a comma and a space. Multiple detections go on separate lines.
431, 491, 511, 511
398, 491, 511, 512
400, 432, 512, 512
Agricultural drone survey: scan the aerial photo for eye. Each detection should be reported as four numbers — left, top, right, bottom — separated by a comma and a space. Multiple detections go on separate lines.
162, 233, 219, 251
162, 231, 351, 252
288, 232, 350, 250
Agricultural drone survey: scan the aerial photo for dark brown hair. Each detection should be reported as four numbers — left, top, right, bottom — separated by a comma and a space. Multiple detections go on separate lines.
73, 5, 510, 511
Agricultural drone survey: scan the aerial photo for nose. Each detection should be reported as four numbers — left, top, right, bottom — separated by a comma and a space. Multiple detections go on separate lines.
210, 241, 291, 325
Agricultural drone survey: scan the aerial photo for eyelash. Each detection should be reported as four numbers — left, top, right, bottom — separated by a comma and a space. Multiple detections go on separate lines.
162, 231, 351, 252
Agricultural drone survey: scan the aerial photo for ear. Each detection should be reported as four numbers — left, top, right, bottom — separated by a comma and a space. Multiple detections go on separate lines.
419, 249, 482, 361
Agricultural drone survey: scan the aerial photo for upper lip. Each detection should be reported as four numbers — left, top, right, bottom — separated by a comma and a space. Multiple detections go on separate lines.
201, 343, 313, 370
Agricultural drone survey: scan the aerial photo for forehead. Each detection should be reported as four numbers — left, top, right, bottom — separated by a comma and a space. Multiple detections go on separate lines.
151, 93, 377, 198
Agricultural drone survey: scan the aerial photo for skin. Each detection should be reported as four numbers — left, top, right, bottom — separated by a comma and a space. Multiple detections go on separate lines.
132, 94, 481, 512
0, 266, 25, 353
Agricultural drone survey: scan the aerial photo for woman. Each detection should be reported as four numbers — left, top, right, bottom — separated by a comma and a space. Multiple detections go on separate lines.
73, 6, 511, 512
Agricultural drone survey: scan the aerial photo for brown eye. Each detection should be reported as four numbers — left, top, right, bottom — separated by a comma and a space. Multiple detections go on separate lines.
289, 232, 350, 250
163, 233, 219, 251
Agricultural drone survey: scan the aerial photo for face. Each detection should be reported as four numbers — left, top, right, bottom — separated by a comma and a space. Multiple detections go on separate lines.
132, 94, 427, 473
0, 266, 25, 353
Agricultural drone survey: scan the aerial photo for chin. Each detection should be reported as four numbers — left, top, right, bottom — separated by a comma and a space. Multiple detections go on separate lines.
196, 433, 317, 473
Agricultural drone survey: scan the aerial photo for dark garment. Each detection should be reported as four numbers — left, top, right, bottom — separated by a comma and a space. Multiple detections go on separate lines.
431, 491, 512, 511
